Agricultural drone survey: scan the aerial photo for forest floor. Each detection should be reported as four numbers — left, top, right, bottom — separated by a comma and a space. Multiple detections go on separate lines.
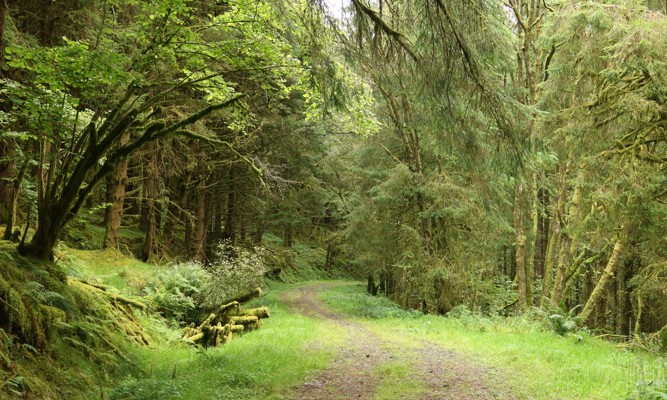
3, 245, 661, 399
280, 282, 512, 400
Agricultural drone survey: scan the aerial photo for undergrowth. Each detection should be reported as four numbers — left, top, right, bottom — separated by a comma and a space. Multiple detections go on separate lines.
108, 282, 343, 400
0, 241, 147, 399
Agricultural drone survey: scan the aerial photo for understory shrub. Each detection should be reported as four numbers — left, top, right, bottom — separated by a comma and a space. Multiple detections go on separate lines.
143, 241, 268, 323
200, 240, 267, 309
143, 262, 210, 323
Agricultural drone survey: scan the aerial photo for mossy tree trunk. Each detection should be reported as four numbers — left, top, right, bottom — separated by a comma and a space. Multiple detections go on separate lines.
3, 157, 28, 241
579, 238, 624, 324
551, 183, 582, 304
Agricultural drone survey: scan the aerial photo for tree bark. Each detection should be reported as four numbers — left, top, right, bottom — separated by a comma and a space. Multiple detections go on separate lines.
514, 181, 528, 309
142, 144, 160, 261
104, 133, 130, 249
3, 157, 28, 241
189, 183, 207, 261
0, 0, 7, 71
221, 167, 237, 244
579, 239, 624, 324
540, 212, 560, 307
551, 183, 582, 304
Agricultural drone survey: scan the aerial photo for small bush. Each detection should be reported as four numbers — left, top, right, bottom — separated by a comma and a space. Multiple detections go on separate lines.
144, 262, 210, 322
200, 240, 267, 309
549, 314, 578, 336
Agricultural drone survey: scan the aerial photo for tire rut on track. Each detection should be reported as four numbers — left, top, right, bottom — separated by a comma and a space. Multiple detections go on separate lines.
279, 283, 513, 400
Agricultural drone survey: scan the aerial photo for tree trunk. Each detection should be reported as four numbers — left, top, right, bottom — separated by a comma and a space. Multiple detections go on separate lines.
162, 191, 183, 250
551, 183, 582, 304
325, 241, 338, 270
0, 140, 14, 225
142, 145, 159, 261
3, 157, 28, 241
525, 173, 539, 305
540, 216, 560, 307
0, 0, 7, 72
616, 259, 631, 336
514, 181, 528, 309
104, 133, 130, 249
579, 239, 624, 324
222, 168, 237, 244
190, 183, 207, 261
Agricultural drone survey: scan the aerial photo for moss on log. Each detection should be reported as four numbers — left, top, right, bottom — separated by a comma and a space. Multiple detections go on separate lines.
183, 296, 269, 347
228, 315, 259, 325
233, 307, 270, 319
217, 301, 240, 316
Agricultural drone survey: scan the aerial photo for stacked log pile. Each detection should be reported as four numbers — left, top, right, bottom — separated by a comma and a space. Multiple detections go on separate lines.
181, 288, 269, 347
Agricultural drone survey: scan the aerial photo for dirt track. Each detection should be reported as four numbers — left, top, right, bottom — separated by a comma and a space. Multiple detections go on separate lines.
280, 283, 513, 400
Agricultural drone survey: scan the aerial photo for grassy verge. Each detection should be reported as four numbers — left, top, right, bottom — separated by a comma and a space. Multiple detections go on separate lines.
320, 283, 666, 400
108, 281, 344, 399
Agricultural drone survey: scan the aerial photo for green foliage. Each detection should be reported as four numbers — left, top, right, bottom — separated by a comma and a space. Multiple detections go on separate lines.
109, 282, 343, 400
627, 359, 667, 400
144, 262, 210, 323
200, 241, 267, 309
549, 313, 579, 337
109, 379, 184, 400
322, 284, 421, 319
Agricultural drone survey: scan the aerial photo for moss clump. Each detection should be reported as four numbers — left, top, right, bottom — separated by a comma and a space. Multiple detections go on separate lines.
0, 242, 66, 349
0, 241, 151, 399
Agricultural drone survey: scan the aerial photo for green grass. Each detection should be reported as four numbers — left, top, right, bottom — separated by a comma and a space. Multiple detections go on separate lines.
320, 283, 666, 400
52, 247, 346, 400
12, 239, 663, 400
57, 246, 162, 294
110, 283, 344, 400
374, 361, 426, 400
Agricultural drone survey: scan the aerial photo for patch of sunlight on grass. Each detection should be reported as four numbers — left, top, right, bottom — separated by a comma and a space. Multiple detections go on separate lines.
321, 283, 664, 400
57, 246, 161, 294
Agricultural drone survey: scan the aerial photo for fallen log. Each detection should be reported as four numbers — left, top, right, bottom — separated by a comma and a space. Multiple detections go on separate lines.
229, 315, 259, 327
217, 301, 240, 316
229, 306, 270, 319
183, 293, 269, 347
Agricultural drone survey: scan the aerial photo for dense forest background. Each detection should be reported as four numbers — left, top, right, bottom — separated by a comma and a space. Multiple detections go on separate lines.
1, 0, 666, 351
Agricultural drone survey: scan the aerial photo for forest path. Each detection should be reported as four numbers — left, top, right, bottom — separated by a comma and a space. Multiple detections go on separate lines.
279, 283, 512, 400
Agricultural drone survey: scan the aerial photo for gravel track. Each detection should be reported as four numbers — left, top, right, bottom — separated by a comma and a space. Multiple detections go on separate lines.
280, 283, 512, 400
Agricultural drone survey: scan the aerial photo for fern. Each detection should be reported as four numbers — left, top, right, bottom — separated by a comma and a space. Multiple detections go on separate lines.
21, 281, 75, 313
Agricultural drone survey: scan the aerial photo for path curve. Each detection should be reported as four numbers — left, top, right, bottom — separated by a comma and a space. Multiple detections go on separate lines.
279, 282, 512, 400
